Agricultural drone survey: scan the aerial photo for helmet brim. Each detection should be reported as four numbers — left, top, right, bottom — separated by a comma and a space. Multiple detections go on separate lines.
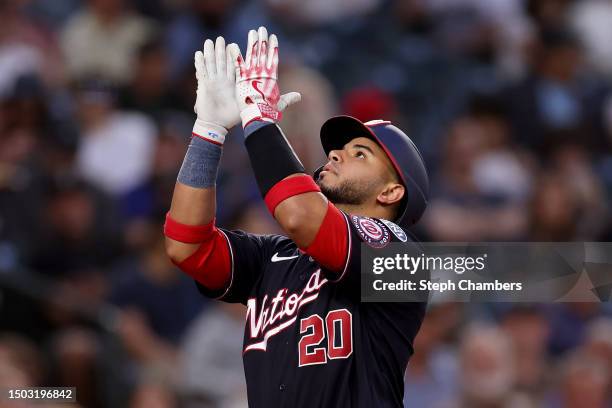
320, 115, 405, 186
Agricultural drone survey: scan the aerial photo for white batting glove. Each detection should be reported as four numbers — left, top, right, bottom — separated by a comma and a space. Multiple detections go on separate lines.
229, 26, 301, 128
193, 36, 242, 145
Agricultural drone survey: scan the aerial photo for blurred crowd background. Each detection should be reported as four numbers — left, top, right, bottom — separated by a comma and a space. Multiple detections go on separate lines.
0, 0, 612, 407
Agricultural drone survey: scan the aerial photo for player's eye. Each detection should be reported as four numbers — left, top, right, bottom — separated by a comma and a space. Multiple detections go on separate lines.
355, 151, 366, 159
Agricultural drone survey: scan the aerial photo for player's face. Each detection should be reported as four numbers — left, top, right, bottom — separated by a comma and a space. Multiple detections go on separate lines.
317, 137, 401, 206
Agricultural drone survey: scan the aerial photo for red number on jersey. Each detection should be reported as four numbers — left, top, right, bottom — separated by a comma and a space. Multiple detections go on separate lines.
298, 309, 353, 366
326, 309, 353, 359
298, 315, 327, 366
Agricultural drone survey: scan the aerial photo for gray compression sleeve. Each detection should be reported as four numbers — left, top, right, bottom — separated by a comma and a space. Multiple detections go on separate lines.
177, 137, 222, 188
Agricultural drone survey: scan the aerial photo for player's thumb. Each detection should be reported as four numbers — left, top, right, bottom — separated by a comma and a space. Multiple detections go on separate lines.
278, 92, 302, 112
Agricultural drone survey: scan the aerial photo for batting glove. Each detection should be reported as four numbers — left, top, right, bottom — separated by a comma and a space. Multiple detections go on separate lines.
193, 36, 242, 145
230, 26, 301, 128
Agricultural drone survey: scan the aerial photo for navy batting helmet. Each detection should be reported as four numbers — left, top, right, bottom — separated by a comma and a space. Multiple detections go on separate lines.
314, 116, 429, 226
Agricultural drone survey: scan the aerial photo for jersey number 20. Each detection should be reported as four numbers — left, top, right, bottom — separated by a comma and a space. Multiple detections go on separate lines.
298, 309, 353, 367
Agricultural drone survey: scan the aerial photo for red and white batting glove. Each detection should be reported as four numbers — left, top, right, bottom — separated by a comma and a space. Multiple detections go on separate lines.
230, 26, 301, 128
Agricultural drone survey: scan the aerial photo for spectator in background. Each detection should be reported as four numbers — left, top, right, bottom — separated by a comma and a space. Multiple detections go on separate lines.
262, 0, 381, 27
25, 180, 116, 407
24, 0, 83, 30
525, 0, 573, 32
499, 307, 551, 403
0, 75, 50, 265
129, 382, 177, 408
1, 74, 49, 134
118, 39, 182, 121
550, 350, 609, 408
450, 325, 529, 408
546, 303, 605, 356
528, 172, 579, 241
423, 108, 529, 241
0, 334, 44, 387
165, 0, 259, 81
468, 97, 533, 203
29, 178, 120, 277
111, 114, 194, 246
583, 317, 612, 377
0, 334, 84, 408
0, 0, 64, 97
108, 226, 206, 407
180, 303, 247, 408
60, 0, 156, 84
504, 28, 610, 155
82, 233, 188, 405
465, 0, 533, 80
418, 0, 508, 65
548, 141, 609, 239
50, 328, 103, 408
390, 0, 532, 81
404, 303, 461, 408
111, 229, 206, 347
74, 79, 157, 202
570, 0, 612, 81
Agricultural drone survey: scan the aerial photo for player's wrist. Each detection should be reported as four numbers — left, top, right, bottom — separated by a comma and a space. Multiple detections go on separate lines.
177, 134, 223, 188
192, 119, 228, 145
240, 105, 276, 128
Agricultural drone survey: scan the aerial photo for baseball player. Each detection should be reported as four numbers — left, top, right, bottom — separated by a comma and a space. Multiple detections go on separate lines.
164, 27, 429, 407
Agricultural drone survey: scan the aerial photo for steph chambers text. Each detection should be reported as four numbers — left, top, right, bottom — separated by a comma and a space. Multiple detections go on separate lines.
372, 279, 523, 292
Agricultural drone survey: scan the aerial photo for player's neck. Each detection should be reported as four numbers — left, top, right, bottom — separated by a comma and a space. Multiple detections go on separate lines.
333, 203, 389, 220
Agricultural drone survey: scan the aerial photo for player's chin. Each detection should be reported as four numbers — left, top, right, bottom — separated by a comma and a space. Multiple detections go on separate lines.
318, 173, 343, 195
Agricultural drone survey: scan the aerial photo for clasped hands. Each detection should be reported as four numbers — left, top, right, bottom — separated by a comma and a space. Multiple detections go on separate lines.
192, 26, 301, 144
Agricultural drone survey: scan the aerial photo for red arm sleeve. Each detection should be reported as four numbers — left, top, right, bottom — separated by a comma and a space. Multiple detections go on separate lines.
302, 202, 350, 274
164, 215, 231, 291
172, 231, 231, 290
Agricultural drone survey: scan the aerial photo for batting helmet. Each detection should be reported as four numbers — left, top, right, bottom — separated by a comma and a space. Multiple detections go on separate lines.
314, 116, 429, 227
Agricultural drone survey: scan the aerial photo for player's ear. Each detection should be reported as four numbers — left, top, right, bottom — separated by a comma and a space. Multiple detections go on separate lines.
377, 183, 404, 206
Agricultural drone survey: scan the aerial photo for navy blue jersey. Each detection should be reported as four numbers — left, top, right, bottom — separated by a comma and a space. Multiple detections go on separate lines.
196, 213, 427, 408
